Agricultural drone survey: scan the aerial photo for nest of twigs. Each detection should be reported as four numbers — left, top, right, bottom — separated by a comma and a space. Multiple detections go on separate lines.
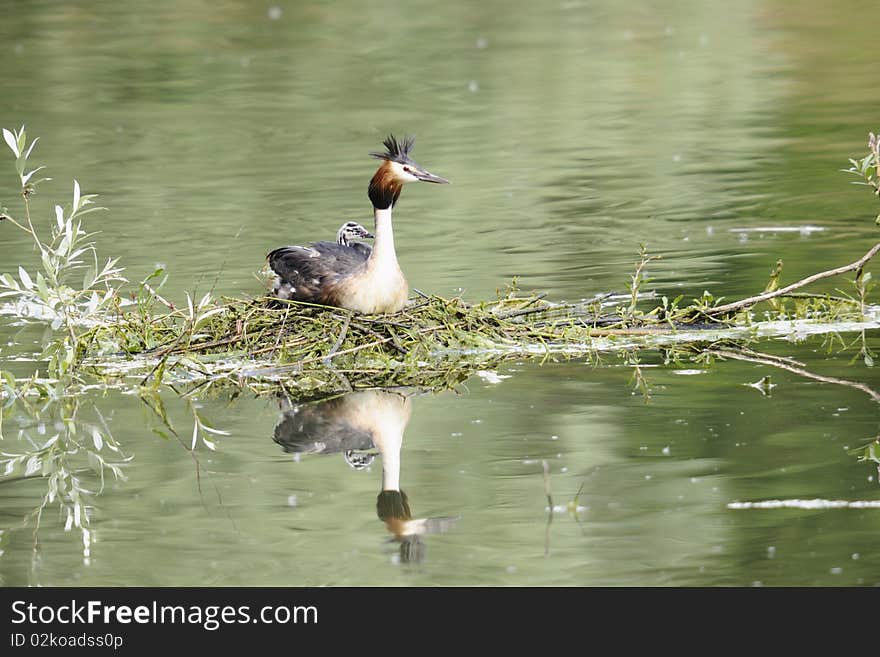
68, 241, 873, 399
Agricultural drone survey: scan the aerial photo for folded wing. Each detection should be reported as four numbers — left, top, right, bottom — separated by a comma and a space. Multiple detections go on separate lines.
266, 241, 370, 303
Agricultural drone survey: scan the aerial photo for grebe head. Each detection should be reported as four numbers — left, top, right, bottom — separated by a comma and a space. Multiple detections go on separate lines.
368, 135, 448, 209
336, 221, 374, 247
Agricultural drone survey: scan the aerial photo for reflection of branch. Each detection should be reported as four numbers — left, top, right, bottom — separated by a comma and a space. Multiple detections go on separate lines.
706, 241, 880, 317
711, 346, 880, 403
542, 460, 552, 557
138, 392, 238, 532
0, 399, 129, 567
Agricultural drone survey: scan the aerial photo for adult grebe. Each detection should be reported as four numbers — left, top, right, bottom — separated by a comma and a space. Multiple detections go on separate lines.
266, 135, 448, 314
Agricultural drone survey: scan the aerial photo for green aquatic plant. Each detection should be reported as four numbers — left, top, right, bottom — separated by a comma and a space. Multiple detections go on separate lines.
843, 131, 880, 226
1, 125, 51, 201
0, 126, 125, 380
623, 244, 661, 320
849, 435, 880, 485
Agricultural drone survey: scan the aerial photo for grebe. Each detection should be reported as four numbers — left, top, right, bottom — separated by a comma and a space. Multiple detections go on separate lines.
336, 221, 373, 256
272, 389, 457, 562
267, 135, 448, 314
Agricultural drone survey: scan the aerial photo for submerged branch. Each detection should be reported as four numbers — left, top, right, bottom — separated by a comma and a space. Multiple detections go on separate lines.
710, 345, 880, 403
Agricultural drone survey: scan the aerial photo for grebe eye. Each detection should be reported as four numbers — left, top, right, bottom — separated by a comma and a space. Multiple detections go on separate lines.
403, 166, 412, 173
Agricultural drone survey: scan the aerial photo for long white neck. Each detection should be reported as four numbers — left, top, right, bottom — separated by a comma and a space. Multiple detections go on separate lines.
369, 207, 397, 268
380, 436, 402, 491
354, 390, 409, 491
371, 397, 405, 492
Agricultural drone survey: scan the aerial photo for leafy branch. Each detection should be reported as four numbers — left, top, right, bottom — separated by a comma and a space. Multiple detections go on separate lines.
1, 125, 125, 379
843, 131, 880, 225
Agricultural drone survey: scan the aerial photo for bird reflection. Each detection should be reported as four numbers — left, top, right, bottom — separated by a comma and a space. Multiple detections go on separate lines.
273, 389, 457, 562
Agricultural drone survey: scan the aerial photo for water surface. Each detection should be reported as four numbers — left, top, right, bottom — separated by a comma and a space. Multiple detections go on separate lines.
1, 0, 878, 586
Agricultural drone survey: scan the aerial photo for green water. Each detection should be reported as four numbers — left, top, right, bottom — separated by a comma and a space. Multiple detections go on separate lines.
1, 0, 879, 586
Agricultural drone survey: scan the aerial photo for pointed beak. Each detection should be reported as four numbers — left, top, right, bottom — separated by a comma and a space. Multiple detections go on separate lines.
414, 168, 450, 184
364, 230, 375, 239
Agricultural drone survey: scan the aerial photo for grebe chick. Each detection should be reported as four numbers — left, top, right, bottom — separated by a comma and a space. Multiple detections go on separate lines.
336, 221, 374, 254
267, 135, 448, 314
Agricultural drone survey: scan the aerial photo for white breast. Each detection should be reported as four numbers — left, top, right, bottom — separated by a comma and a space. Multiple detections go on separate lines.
339, 206, 408, 313
343, 260, 408, 314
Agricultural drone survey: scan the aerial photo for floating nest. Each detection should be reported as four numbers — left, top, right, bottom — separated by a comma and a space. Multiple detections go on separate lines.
77, 268, 875, 399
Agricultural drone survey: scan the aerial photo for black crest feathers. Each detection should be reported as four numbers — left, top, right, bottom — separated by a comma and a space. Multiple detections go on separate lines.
370, 134, 416, 165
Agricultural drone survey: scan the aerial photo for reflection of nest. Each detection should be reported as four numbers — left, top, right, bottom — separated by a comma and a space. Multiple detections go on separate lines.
273, 397, 375, 456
